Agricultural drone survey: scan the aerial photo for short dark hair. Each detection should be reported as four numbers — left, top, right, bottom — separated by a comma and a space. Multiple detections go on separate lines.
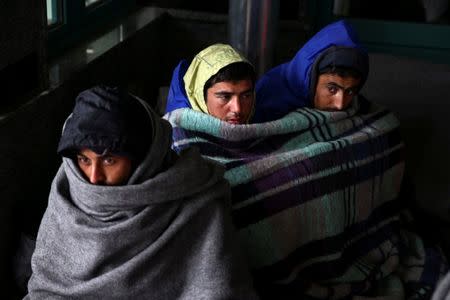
203, 62, 256, 102
319, 65, 362, 79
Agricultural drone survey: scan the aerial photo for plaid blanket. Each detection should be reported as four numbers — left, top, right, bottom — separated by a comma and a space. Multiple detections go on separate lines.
165, 97, 447, 299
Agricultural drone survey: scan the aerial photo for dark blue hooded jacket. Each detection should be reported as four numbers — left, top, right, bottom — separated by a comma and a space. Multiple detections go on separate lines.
253, 20, 368, 123
165, 59, 191, 113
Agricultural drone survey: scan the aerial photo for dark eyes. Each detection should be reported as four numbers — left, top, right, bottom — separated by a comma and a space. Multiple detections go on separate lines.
77, 155, 90, 165
241, 93, 253, 100
327, 85, 339, 94
103, 157, 115, 165
76, 155, 115, 165
217, 93, 253, 102
346, 89, 356, 96
326, 84, 356, 96
217, 94, 232, 101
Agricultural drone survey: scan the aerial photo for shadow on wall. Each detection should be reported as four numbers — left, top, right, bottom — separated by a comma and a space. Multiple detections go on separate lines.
362, 53, 450, 228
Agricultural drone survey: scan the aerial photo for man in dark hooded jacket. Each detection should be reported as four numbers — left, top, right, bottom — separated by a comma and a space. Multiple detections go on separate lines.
24, 86, 258, 300
253, 20, 369, 122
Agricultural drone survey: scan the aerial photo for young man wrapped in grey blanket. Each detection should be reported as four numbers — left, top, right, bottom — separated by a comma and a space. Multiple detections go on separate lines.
24, 86, 258, 300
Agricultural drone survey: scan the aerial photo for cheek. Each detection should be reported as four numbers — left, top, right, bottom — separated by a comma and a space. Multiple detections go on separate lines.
77, 163, 90, 178
207, 100, 228, 117
238, 95, 254, 114
207, 98, 218, 110
344, 95, 354, 106
110, 162, 133, 182
207, 98, 222, 110
314, 91, 325, 108
242, 101, 253, 114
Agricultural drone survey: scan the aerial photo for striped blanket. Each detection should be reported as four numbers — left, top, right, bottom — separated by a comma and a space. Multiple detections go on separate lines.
165, 97, 447, 299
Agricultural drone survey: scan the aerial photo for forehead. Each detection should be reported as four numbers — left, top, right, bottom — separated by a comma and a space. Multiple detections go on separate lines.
78, 148, 132, 162
208, 79, 254, 92
78, 148, 115, 159
78, 148, 102, 158
318, 73, 361, 88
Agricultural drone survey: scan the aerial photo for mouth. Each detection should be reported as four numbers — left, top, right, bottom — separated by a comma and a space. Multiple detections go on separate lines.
226, 118, 241, 124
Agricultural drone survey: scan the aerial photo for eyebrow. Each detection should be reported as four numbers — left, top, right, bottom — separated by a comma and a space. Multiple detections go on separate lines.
77, 152, 112, 158
327, 82, 358, 91
214, 91, 233, 96
214, 89, 253, 96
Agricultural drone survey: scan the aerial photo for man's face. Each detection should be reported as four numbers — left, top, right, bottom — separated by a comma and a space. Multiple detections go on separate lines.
314, 73, 361, 111
206, 79, 254, 124
76, 148, 133, 186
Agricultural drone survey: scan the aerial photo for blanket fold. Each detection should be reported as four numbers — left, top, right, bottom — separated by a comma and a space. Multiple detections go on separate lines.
165, 97, 447, 299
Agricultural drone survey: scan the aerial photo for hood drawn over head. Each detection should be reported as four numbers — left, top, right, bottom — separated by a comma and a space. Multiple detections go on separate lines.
58, 85, 175, 184
254, 20, 368, 123
165, 59, 191, 113
183, 43, 249, 114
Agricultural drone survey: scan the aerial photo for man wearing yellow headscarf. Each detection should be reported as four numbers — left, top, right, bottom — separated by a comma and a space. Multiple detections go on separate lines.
165, 43, 256, 124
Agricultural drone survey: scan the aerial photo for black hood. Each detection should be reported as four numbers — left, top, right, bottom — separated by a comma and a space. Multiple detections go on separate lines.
57, 86, 152, 163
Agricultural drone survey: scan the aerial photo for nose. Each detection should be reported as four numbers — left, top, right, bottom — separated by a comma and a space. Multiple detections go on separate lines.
229, 96, 241, 113
333, 92, 346, 110
89, 163, 105, 185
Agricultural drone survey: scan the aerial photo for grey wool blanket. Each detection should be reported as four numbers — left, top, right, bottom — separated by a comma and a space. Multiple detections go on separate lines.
165, 97, 448, 300
433, 271, 450, 300
25, 103, 258, 299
